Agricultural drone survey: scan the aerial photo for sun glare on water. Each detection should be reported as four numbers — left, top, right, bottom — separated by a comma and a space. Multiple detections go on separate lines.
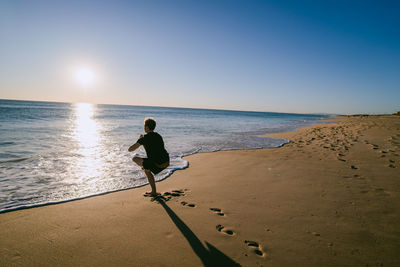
74, 67, 96, 87
70, 102, 105, 183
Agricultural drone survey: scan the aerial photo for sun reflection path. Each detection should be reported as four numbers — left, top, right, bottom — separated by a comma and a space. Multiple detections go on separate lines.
71, 103, 104, 184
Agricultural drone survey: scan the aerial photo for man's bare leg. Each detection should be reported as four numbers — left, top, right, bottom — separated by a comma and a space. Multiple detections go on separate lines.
132, 156, 143, 167
144, 169, 158, 196
132, 156, 159, 196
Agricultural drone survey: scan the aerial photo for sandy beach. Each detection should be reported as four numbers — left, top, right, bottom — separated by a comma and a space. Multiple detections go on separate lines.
1, 115, 399, 266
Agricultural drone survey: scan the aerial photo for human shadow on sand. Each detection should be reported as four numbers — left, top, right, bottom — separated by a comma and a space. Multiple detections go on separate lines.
156, 198, 240, 267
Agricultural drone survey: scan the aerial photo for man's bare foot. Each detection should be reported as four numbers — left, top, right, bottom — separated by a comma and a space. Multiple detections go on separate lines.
144, 191, 161, 197
151, 192, 161, 197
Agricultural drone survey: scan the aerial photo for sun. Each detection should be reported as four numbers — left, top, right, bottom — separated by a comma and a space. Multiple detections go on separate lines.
74, 67, 96, 87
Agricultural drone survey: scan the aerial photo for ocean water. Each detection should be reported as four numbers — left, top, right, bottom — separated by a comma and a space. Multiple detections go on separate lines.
0, 99, 328, 213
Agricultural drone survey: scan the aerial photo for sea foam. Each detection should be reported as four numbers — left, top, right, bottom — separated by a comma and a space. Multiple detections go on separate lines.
0, 99, 328, 213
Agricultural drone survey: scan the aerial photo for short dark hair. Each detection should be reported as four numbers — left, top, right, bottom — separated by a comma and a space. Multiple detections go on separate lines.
144, 117, 156, 130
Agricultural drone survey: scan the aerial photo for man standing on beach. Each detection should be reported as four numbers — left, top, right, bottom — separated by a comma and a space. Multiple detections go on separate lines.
128, 118, 170, 197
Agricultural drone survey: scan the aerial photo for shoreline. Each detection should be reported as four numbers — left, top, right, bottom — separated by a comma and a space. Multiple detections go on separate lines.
1, 115, 399, 266
0, 117, 325, 215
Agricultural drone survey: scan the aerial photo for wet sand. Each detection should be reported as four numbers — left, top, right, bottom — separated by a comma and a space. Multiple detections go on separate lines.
1, 115, 399, 266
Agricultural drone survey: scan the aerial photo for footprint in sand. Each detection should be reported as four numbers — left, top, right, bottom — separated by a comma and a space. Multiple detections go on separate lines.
265, 226, 272, 233
216, 224, 235, 236
374, 188, 390, 197
370, 144, 379, 150
351, 165, 358, 170
180, 201, 196, 208
160, 189, 186, 201
210, 207, 225, 216
164, 189, 186, 197
145, 189, 187, 202
244, 240, 266, 257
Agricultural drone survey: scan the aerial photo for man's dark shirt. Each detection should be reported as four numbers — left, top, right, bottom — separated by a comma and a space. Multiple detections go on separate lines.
137, 132, 169, 164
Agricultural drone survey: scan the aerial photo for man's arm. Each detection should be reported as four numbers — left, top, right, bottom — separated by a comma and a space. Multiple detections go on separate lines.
128, 142, 141, 152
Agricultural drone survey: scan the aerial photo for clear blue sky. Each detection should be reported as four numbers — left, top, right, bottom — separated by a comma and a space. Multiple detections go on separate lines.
1, 0, 399, 114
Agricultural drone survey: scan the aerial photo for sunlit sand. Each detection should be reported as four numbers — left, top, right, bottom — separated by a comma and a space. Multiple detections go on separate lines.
1, 115, 399, 266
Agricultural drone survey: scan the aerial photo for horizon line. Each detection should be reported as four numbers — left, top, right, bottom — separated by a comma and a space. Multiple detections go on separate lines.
0, 97, 338, 116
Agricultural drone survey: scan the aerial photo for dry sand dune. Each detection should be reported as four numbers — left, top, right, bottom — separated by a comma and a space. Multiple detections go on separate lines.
1, 115, 399, 266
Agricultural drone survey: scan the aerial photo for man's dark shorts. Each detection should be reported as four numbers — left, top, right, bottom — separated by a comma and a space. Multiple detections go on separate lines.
143, 158, 169, 175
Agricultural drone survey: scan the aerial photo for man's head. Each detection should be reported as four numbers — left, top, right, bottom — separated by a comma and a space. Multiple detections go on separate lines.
144, 117, 156, 132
